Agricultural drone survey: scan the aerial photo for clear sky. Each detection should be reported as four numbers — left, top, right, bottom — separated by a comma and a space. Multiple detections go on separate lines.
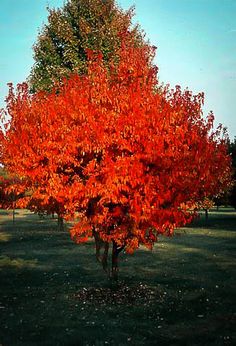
0, 0, 235, 139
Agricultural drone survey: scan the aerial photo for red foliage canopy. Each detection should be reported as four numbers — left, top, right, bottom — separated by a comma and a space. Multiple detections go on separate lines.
0, 37, 231, 253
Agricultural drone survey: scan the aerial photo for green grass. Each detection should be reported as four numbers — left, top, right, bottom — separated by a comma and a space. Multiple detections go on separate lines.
0, 208, 235, 345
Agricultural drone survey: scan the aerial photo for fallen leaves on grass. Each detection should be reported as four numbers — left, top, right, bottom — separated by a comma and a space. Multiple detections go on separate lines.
73, 283, 165, 307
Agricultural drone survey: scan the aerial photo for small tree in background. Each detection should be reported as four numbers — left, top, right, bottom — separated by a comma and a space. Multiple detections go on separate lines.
1, 36, 232, 279
0, 172, 25, 223
197, 197, 215, 221
228, 138, 236, 209
29, 0, 144, 92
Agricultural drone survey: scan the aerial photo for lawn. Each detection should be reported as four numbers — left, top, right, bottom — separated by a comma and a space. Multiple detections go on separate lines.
0, 208, 235, 345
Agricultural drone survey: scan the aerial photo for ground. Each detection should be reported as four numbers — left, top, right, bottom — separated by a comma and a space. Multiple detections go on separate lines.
0, 208, 235, 345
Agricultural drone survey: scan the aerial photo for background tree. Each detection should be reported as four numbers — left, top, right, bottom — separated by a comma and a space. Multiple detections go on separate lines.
1, 36, 232, 280
213, 193, 230, 209
228, 138, 236, 208
0, 171, 25, 223
211, 138, 236, 209
29, 0, 143, 92
196, 197, 215, 221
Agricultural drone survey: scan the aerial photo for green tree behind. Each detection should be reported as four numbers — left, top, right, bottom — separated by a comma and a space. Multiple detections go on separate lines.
29, 0, 144, 92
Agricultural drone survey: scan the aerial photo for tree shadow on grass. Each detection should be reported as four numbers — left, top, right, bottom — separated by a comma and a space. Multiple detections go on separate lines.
0, 209, 235, 345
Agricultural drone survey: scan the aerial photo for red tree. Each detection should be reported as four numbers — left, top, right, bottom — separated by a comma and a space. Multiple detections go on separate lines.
0, 37, 231, 279
0, 173, 26, 223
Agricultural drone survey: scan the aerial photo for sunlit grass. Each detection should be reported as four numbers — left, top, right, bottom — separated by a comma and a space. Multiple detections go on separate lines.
0, 232, 11, 242
0, 256, 38, 269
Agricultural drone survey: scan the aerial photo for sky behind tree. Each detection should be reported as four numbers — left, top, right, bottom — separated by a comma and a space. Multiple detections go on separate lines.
0, 0, 235, 138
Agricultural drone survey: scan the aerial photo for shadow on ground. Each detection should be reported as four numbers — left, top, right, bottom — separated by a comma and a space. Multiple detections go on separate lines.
0, 209, 235, 345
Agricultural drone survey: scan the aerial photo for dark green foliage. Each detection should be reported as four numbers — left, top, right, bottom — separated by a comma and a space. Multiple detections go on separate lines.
29, 0, 144, 91
0, 167, 9, 179
229, 138, 236, 208
213, 138, 236, 208
229, 137, 236, 168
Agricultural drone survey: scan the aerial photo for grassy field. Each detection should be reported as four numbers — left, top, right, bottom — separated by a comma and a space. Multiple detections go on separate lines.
0, 208, 235, 345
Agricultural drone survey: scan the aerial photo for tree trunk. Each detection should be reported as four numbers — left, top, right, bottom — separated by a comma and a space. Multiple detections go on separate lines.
12, 208, 15, 224
111, 242, 125, 281
12, 199, 16, 224
93, 229, 109, 273
57, 216, 64, 231
93, 230, 125, 280
205, 209, 208, 222
102, 242, 109, 272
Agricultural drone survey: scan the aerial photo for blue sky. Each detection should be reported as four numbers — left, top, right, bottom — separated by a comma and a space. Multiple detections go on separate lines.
0, 0, 235, 139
